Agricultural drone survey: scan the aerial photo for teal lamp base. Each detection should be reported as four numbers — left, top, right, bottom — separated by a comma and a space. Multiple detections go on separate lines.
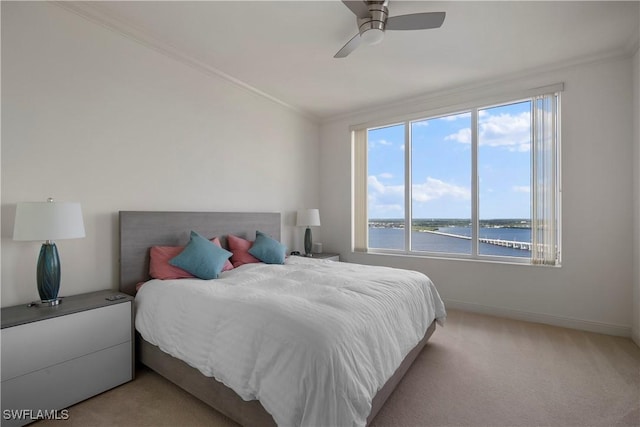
304, 227, 313, 257
36, 242, 62, 306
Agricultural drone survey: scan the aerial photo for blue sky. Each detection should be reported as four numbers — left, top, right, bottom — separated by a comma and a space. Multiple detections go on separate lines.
368, 100, 532, 220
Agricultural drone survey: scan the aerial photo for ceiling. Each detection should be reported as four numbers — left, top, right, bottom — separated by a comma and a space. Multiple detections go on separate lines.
66, 1, 639, 121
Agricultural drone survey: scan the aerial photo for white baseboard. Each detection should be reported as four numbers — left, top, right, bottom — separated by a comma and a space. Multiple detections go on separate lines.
443, 299, 632, 337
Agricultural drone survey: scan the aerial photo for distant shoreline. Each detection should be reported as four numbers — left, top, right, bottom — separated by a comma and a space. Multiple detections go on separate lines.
368, 224, 533, 255
369, 218, 531, 231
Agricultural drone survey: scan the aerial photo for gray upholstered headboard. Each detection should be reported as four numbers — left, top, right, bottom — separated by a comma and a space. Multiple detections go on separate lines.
119, 211, 281, 296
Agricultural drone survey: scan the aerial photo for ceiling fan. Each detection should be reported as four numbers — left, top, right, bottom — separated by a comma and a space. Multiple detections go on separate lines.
335, 0, 446, 58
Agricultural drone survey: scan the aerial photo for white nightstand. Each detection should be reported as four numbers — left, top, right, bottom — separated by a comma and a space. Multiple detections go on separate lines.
1, 290, 134, 426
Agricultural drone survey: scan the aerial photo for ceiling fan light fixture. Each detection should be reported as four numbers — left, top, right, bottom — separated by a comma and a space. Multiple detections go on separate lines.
335, 0, 445, 58
361, 27, 384, 45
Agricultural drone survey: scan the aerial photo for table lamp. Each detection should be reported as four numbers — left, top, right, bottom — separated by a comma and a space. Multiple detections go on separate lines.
296, 209, 320, 257
13, 198, 86, 306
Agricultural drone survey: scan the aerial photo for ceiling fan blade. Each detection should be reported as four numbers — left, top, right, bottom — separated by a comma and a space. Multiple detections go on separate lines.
334, 33, 362, 58
386, 11, 446, 31
341, 0, 371, 19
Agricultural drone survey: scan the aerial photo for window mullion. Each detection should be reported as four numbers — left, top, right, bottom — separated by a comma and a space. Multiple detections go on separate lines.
404, 121, 412, 253
471, 109, 479, 257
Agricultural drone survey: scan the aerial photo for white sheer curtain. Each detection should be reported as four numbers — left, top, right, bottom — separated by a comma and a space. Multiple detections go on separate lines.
352, 128, 368, 252
532, 92, 561, 265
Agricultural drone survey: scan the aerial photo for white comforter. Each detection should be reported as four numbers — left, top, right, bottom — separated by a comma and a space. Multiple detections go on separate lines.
135, 257, 446, 427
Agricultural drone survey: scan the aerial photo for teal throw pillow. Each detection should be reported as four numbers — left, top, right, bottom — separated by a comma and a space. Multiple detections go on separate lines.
169, 231, 232, 279
248, 230, 287, 264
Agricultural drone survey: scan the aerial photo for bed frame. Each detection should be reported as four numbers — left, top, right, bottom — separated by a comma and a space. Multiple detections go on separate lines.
119, 211, 436, 426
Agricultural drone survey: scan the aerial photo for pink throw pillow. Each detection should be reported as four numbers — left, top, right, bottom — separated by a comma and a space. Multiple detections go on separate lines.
149, 246, 194, 280
211, 237, 234, 272
227, 234, 261, 267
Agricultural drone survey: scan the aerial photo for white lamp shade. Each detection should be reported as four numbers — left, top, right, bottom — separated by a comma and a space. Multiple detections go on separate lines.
13, 201, 86, 241
296, 209, 321, 227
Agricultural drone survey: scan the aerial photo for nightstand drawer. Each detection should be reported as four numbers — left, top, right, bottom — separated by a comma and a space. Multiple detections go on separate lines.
1, 342, 131, 427
1, 302, 131, 382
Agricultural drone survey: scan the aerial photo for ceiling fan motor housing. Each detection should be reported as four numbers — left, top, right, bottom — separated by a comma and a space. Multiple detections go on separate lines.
358, 1, 388, 45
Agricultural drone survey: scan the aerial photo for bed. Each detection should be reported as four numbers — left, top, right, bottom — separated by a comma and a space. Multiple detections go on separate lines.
119, 211, 446, 426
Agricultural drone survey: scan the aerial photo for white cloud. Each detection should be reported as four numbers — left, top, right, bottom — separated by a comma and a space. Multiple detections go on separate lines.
368, 176, 403, 197
378, 172, 393, 179
479, 111, 530, 152
445, 128, 471, 144
412, 177, 470, 202
440, 112, 471, 121
413, 111, 471, 128
368, 175, 470, 216
367, 175, 404, 215
443, 111, 531, 152
369, 138, 393, 149
368, 175, 388, 193
512, 185, 530, 193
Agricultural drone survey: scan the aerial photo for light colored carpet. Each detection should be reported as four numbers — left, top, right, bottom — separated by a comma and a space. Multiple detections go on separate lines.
36, 309, 640, 427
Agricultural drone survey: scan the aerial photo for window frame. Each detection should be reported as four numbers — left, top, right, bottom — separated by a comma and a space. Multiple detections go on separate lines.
352, 83, 562, 266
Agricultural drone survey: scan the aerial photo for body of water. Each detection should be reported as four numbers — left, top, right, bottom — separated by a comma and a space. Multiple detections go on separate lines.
369, 226, 531, 258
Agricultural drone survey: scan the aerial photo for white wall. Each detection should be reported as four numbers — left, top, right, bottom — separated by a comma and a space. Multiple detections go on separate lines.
633, 46, 640, 345
321, 54, 636, 336
1, 2, 320, 306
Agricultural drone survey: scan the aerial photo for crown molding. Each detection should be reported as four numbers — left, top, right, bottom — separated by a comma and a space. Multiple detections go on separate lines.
52, 1, 319, 123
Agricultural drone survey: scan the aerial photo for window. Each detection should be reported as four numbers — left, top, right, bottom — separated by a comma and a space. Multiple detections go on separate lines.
353, 85, 561, 265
